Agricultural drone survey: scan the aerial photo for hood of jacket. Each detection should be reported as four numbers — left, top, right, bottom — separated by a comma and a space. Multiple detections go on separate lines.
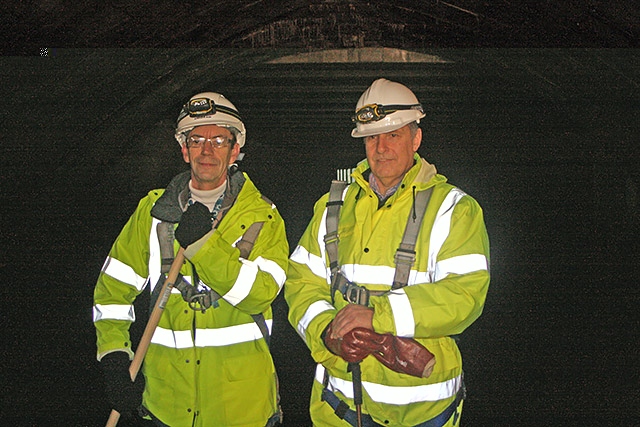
150, 169, 246, 223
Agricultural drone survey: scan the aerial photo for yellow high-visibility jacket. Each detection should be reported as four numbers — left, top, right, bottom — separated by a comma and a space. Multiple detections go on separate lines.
285, 155, 490, 426
93, 171, 288, 427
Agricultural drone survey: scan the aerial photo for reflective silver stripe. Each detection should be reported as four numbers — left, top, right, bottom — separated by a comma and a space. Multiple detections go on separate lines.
289, 257, 452, 289
101, 256, 147, 291
254, 256, 287, 289
315, 364, 462, 405
387, 289, 415, 337
428, 188, 466, 282
93, 303, 135, 322
341, 263, 434, 286
435, 253, 488, 281
297, 300, 334, 343
291, 245, 329, 281
224, 258, 258, 306
223, 256, 286, 306
195, 321, 271, 346
341, 264, 394, 285
150, 320, 273, 349
151, 327, 193, 349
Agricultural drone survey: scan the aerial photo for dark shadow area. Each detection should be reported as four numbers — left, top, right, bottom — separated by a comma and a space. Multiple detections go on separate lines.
1, 48, 638, 426
3, 1, 639, 53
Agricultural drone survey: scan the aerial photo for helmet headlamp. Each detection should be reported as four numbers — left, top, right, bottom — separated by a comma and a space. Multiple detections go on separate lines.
352, 103, 424, 124
177, 97, 243, 124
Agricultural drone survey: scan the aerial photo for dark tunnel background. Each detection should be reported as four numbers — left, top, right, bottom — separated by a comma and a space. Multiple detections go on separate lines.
1, 47, 639, 426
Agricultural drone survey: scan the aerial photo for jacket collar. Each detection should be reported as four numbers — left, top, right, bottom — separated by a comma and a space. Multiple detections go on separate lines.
353, 154, 440, 196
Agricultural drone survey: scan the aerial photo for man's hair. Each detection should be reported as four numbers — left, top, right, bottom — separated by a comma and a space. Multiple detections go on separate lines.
408, 121, 420, 136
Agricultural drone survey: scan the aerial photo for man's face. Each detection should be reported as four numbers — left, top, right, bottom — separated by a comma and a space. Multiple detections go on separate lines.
181, 125, 240, 190
364, 124, 421, 192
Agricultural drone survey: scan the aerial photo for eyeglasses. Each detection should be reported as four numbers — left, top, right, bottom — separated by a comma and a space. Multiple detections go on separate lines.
185, 135, 232, 149
352, 103, 424, 124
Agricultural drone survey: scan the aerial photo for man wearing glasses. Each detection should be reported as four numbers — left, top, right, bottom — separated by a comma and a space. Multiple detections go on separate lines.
285, 79, 490, 426
93, 92, 288, 426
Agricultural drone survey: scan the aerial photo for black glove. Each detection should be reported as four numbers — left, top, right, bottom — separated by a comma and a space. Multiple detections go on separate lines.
101, 352, 145, 416
175, 202, 213, 248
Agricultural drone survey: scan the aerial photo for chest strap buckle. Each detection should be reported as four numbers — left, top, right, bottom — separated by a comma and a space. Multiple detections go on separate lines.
332, 272, 370, 306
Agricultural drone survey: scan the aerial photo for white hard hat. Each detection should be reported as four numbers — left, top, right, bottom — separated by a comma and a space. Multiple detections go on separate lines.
175, 92, 246, 147
351, 78, 425, 138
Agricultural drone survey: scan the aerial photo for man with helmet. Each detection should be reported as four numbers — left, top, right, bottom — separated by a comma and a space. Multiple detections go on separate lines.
93, 92, 288, 426
285, 78, 490, 426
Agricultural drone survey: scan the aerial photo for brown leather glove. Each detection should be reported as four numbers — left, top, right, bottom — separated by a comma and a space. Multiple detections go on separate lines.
323, 322, 371, 363
343, 328, 436, 378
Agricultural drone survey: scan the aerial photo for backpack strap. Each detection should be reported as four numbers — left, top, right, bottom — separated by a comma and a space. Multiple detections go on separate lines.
150, 221, 182, 311
236, 221, 264, 259
325, 180, 348, 281
157, 221, 176, 275
392, 187, 433, 289
324, 180, 348, 305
